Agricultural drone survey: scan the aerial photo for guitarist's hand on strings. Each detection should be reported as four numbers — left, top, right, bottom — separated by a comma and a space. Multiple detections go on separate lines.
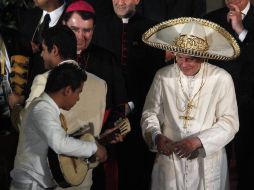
95, 143, 107, 162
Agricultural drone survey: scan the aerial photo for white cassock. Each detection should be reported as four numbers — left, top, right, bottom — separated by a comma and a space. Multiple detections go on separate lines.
141, 63, 239, 190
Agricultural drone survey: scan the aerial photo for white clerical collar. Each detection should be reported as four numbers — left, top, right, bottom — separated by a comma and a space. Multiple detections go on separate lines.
122, 18, 129, 24
41, 3, 65, 27
241, 1, 250, 19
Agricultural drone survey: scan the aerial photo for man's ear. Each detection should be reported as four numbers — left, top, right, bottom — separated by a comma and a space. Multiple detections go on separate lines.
135, 0, 140, 5
63, 86, 73, 96
52, 44, 59, 56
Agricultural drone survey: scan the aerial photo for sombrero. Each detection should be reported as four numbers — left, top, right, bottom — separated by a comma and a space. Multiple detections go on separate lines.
142, 17, 240, 60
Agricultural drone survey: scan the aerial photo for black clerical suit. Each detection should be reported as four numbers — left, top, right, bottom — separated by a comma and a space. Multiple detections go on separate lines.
93, 13, 166, 190
138, 0, 206, 22
80, 44, 128, 190
79, 44, 128, 109
204, 4, 254, 189
86, 0, 113, 18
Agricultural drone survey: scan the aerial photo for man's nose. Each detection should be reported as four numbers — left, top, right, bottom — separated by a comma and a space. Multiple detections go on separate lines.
77, 30, 85, 39
179, 60, 189, 67
118, 0, 126, 5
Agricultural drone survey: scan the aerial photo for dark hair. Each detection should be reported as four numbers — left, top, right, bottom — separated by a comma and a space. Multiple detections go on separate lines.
63, 10, 96, 24
42, 25, 77, 60
45, 63, 87, 93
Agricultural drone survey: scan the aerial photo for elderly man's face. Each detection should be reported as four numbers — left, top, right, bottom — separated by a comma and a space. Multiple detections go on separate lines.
112, 0, 140, 18
176, 54, 203, 76
65, 12, 94, 52
225, 0, 249, 11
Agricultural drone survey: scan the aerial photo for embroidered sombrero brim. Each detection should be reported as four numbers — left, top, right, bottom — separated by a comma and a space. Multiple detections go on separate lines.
142, 17, 240, 61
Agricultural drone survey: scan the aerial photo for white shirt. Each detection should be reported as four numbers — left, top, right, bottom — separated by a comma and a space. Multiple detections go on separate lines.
141, 63, 239, 190
11, 93, 97, 188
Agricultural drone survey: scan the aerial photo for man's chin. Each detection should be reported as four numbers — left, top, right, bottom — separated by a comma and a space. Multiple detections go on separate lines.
78, 46, 87, 52
117, 10, 135, 18
44, 65, 50, 70
63, 107, 71, 111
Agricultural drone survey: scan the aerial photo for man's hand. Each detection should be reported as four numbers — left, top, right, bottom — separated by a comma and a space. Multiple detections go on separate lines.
155, 134, 174, 156
172, 137, 202, 159
102, 127, 124, 144
227, 4, 244, 35
31, 41, 41, 53
95, 143, 107, 162
165, 51, 175, 62
8, 93, 25, 109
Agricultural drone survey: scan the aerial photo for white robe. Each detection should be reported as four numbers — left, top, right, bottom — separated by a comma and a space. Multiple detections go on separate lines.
141, 63, 239, 190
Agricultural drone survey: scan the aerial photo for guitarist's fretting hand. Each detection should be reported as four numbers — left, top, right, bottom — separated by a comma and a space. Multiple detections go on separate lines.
103, 127, 124, 144
110, 133, 124, 144
95, 143, 107, 162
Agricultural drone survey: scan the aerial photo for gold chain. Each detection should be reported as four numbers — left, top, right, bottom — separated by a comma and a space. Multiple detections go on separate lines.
175, 62, 207, 128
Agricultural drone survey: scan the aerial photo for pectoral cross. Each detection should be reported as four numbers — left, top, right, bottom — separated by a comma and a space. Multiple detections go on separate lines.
179, 101, 194, 129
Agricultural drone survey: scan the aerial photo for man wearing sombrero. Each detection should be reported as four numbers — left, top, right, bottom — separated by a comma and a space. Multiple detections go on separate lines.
141, 17, 240, 190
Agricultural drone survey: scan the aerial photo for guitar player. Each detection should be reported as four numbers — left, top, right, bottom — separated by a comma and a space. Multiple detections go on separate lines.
10, 63, 108, 190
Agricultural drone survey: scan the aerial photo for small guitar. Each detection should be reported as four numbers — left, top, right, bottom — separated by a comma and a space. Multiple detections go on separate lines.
48, 117, 131, 188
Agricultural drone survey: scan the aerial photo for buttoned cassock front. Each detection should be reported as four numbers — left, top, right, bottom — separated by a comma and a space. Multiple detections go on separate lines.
141, 63, 239, 190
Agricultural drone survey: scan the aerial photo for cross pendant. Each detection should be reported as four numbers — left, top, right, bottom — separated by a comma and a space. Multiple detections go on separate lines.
179, 115, 194, 128
179, 101, 194, 128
